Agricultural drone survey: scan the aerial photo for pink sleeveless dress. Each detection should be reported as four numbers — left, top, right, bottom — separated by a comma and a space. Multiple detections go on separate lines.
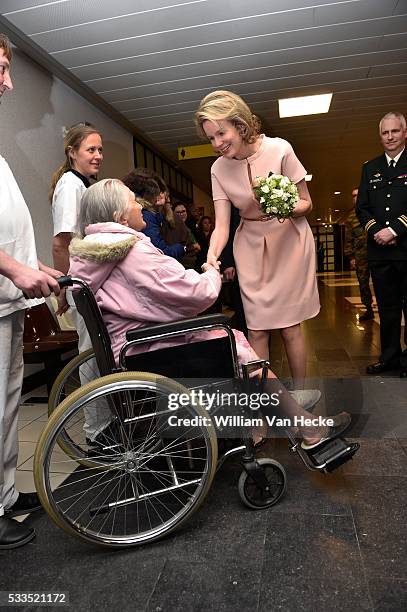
211, 136, 320, 330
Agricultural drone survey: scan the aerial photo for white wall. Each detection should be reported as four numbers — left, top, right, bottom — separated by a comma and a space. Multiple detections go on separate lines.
0, 48, 134, 265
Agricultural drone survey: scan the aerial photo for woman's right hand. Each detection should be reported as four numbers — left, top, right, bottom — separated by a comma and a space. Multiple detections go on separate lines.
205, 250, 221, 271
202, 260, 221, 273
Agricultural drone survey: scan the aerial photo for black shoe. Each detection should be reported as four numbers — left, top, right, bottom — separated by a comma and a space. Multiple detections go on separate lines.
400, 369, 407, 378
0, 517, 35, 549
366, 361, 398, 375
359, 309, 374, 321
301, 412, 351, 451
4, 492, 42, 518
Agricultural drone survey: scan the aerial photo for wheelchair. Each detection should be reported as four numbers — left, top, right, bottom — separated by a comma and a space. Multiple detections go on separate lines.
34, 277, 359, 548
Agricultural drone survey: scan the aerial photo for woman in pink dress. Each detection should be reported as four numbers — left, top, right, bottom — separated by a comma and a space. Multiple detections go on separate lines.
195, 91, 320, 389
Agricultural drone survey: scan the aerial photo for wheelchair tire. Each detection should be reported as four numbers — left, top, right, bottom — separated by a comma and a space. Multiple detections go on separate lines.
48, 349, 101, 461
238, 458, 287, 510
35, 371, 218, 548
48, 348, 96, 415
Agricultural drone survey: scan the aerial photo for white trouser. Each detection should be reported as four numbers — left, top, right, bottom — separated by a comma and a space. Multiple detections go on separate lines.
67, 292, 111, 440
0, 310, 24, 515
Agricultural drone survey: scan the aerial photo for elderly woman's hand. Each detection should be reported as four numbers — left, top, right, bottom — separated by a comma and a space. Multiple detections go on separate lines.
55, 288, 70, 315
201, 262, 221, 273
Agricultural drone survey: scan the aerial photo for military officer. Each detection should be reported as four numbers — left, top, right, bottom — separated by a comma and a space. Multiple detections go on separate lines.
344, 188, 373, 320
356, 111, 407, 376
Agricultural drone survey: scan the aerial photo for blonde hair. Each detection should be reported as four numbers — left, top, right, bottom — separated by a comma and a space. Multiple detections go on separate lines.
195, 90, 261, 144
77, 179, 130, 237
49, 124, 101, 202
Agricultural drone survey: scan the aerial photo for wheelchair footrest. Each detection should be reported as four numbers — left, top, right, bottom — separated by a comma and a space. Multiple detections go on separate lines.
305, 437, 360, 473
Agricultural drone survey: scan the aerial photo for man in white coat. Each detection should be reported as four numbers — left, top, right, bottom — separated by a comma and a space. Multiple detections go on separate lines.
0, 33, 61, 549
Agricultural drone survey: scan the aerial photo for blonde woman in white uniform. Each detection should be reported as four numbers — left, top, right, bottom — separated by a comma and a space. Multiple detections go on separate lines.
50, 124, 111, 443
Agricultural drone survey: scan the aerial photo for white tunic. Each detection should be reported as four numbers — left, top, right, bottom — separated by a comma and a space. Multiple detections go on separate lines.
52, 171, 87, 236
0, 155, 41, 317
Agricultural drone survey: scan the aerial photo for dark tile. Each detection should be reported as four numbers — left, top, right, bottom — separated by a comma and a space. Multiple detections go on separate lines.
345, 474, 407, 515
303, 361, 321, 378
0, 514, 69, 592
333, 328, 380, 359
375, 401, 407, 440
306, 329, 343, 350
341, 438, 407, 475
253, 442, 352, 517
168, 464, 268, 563
147, 559, 261, 612
316, 348, 351, 361
50, 557, 166, 612
321, 377, 371, 411
345, 475, 407, 578
367, 576, 407, 611
259, 513, 371, 612
398, 438, 407, 454
320, 363, 363, 377
0, 509, 171, 609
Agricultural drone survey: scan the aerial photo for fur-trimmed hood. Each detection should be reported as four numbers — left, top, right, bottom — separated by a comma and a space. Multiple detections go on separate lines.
70, 227, 139, 263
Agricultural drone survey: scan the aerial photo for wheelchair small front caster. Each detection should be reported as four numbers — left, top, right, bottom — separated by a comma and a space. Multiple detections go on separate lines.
238, 458, 287, 509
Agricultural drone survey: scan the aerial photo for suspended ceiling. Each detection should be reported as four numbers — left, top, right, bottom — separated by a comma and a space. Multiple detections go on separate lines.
1, 0, 406, 222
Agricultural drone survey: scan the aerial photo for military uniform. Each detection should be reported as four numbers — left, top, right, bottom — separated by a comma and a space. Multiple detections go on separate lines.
356, 148, 407, 367
344, 209, 372, 310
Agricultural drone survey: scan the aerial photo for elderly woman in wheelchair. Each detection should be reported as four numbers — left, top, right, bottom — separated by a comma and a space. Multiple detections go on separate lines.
34, 179, 359, 548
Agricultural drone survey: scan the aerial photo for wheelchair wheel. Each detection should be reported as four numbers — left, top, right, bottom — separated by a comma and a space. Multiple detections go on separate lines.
238, 458, 287, 510
34, 371, 218, 548
48, 348, 96, 414
48, 349, 102, 461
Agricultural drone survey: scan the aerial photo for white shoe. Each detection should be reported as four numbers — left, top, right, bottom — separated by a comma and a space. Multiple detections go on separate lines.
289, 389, 322, 412
301, 411, 351, 450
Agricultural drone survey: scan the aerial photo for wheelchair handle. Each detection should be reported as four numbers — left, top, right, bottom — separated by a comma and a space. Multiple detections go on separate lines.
22, 274, 74, 299
57, 275, 74, 289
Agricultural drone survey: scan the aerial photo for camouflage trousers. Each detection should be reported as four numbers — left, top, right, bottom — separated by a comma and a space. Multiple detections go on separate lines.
355, 255, 372, 309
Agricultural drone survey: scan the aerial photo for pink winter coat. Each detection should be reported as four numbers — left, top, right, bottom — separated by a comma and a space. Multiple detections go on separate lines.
69, 223, 258, 368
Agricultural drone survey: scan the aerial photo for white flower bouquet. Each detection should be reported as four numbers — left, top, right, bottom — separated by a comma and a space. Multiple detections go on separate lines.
252, 173, 299, 222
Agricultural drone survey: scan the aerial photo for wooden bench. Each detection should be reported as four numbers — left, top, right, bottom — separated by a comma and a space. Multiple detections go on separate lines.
23, 303, 78, 394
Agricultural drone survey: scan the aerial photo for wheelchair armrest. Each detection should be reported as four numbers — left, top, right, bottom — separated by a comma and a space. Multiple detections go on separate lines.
125, 314, 230, 342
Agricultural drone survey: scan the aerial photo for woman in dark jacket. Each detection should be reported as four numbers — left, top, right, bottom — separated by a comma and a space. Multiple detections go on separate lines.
122, 168, 185, 260
161, 200, 198, 269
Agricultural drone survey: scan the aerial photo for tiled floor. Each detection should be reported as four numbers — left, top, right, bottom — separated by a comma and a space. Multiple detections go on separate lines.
3, 271, 407, 611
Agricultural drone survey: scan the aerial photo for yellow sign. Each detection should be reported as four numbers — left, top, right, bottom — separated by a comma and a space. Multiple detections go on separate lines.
178, 144, 219, 160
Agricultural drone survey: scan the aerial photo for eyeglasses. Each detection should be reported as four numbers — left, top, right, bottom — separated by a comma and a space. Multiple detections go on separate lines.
175, 209, 187, 215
